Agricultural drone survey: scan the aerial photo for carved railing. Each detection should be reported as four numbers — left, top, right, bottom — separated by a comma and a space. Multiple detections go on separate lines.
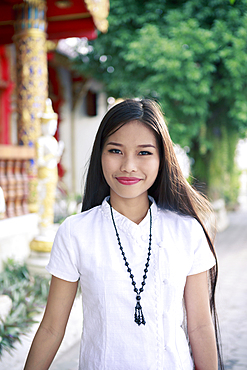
0, 145, 35, 218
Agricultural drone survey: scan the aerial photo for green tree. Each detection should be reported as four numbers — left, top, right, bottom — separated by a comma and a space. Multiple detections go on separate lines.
73, 0, 247, 204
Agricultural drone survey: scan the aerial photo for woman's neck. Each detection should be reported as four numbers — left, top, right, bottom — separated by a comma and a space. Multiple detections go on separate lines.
109, 193, 150, 224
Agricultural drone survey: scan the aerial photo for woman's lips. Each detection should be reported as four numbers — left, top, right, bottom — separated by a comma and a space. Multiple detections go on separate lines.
116, 177, 141, 185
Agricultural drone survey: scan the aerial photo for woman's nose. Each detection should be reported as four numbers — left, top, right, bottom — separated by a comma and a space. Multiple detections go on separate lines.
120, 155, 137, 173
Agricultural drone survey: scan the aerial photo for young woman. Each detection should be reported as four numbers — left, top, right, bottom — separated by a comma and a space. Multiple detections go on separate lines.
24, 99, 223, 370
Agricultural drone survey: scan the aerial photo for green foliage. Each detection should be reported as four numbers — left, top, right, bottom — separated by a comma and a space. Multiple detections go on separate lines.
207, 126, 240, 204
0, 259, 50, 357
73, 0, 247, 202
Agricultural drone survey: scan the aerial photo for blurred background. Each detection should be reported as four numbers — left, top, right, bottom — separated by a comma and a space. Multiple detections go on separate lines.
0, 0, 247, 369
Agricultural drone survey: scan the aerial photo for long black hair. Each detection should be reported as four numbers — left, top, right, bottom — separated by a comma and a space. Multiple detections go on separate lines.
82, 98, 223, 369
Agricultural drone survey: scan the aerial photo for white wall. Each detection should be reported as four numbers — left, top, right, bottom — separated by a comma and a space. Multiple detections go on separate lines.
57, 67, 73, 193
73, 92, 107, 195
0, 214, 39, 272
57, 66, 107, 196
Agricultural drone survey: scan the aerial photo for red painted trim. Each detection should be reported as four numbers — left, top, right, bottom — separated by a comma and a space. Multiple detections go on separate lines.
0, 45, 13, 144
47, 18, 97, 41
0, 0, 97, 45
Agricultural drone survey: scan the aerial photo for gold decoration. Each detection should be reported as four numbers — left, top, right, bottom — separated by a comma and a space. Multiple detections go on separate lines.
13, 0, 48, 142
28, 176, 39, 213
85, 0, 109, 33
23, 0, 46, 6
14, 31, 47, 145
40, 98, 58, 124
37, 167, 58, 229
47, 12, 91, 21
55, 0, 73, 9
30, 239, 53, 252
46, 40, 58, 52
13, 0, 48, 213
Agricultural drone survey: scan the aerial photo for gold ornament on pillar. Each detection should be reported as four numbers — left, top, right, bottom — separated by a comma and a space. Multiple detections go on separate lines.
85, 0, 109, 33
30, 99, 64, 253
13, 0, 48, 213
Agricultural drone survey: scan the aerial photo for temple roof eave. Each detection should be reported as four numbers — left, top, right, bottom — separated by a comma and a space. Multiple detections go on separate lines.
0, 0, 109, 45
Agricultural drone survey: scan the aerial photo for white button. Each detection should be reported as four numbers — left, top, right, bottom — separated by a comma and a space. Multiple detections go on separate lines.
163, 279, 168, 285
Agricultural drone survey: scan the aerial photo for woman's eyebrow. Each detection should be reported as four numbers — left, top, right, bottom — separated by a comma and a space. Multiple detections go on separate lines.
106, 142, 122, 146
137, 144, 156, 148
106, 142, 156, 148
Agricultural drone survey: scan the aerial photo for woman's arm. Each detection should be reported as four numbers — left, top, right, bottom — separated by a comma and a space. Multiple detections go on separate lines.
184, 271, 217, 370
24, 276, 78, 370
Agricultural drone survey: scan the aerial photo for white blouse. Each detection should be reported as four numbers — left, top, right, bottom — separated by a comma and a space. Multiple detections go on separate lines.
46, 197, 216, 370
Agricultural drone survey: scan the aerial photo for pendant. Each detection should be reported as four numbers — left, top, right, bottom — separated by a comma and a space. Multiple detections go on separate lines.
134, 295, 146, 326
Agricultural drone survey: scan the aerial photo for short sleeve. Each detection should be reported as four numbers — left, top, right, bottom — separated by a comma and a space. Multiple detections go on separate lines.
187, 221, 216, 276
46, 217, 80, 282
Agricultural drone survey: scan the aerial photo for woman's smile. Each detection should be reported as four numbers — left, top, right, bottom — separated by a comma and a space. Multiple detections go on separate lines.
116, 177, 142, 185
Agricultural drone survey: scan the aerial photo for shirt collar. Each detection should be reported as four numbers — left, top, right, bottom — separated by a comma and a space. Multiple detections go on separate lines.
101, 196, 159, 242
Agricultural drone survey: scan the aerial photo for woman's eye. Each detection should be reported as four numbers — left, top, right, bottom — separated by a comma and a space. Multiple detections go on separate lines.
109, 148, 122, 154
139, 151, 152, 156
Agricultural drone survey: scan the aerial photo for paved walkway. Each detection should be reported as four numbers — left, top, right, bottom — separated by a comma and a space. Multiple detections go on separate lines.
1, 207, 246, 369
0, 296, 82, 370
215, 208, 247, 370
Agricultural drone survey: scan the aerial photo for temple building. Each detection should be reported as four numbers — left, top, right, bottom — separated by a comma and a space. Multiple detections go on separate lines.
0, 0, 109, 271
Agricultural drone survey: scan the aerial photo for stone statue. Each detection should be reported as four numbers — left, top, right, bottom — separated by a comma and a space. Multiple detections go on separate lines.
30, 98, 64, 252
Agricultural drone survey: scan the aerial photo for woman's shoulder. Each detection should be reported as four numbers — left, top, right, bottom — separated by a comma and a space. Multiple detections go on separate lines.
157, 208, 208, 249
158, 207, 193, 222
59, 204, 103, 231
158, 207, 202, 231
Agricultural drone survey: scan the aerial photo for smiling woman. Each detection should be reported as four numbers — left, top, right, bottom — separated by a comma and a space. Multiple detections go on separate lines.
24, 99, 223, 370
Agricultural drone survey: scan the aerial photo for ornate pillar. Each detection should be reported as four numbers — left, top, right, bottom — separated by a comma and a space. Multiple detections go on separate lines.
13, 0, 48, 213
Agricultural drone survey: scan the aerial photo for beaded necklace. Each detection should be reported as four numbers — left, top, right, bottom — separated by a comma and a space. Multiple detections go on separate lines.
109, 202, 152, 326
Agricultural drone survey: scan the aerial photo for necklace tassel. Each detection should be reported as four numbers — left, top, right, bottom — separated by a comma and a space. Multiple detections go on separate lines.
134, 301, 146, 326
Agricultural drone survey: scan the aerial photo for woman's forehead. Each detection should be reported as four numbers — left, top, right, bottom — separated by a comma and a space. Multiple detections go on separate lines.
105, 120, 157, 143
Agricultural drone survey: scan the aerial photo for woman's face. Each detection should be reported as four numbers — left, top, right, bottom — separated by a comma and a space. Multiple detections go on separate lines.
101, 120, 160, 206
